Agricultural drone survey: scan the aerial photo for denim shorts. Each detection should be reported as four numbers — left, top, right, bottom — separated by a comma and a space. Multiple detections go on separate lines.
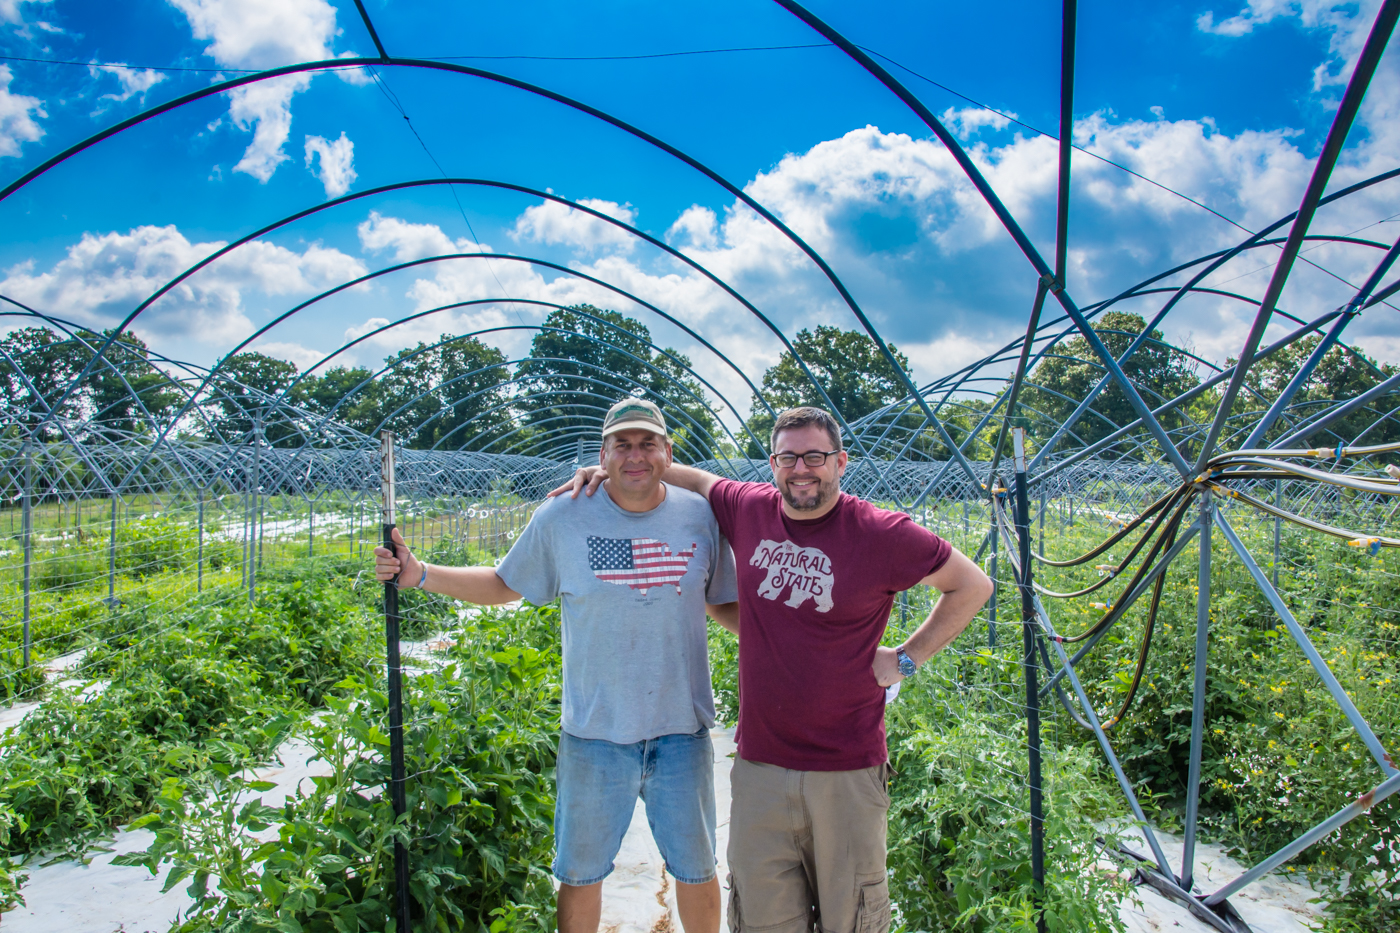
553, 726, 716, 886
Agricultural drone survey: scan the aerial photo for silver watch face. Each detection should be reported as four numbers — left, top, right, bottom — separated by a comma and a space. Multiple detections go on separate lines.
897, 650, 916, 676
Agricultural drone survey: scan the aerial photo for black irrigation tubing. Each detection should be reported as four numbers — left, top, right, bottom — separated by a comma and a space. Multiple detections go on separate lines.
1017, 444, 1400, 728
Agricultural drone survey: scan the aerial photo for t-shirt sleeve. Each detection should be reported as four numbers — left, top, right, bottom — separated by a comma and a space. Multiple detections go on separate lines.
706, 478, 743, 540
705, 530, 739, 604
887, 512, 953, 593
495, 500, 559, 605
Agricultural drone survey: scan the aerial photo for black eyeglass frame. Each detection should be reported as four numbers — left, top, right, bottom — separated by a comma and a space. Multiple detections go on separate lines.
770, 449, 842, 469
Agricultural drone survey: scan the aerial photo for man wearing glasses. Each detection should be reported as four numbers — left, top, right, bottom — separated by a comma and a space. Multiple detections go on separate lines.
554, 406, 992, 933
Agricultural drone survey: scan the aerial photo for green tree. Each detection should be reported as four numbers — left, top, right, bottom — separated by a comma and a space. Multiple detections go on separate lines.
744, 326, 912, 457
1238, 336, 1400, 447
0, 327, 179, 443
206, 352, 301, 446
1022, 312, 1200, 458
297, 366, 386, 439
73, 329, 181, 441
517, 306, 719, 460
0, 327, 85, 441
378, 335, 512, 451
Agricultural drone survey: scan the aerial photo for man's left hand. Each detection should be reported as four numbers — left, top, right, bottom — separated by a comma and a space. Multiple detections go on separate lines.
873, 645, 904, 687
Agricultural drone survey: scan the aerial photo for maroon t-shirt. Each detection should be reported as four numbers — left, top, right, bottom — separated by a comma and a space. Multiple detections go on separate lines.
708, 479, 952, 771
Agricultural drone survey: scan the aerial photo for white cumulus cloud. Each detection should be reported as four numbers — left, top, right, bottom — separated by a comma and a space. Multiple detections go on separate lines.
940, 105, 1016, 139
512, 198, 638, 253
666, 206, 719, 251
304, 131, 356, 198
0, 224, 367, 346
0, 64, 45, 158
169, 0, 339, 69
358, 211, 472, 263
89, 64, 167, 105
247, 339, 324, 371
0, 0, 60, 36
168, 0, 356, 183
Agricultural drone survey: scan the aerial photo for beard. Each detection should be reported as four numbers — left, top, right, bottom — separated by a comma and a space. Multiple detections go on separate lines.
779, 474, 838, 512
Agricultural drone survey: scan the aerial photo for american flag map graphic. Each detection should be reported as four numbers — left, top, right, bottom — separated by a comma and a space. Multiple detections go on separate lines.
587, 536, 697, 595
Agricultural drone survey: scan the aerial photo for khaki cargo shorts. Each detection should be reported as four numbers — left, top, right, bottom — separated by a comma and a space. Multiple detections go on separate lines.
725, 756, 891, 933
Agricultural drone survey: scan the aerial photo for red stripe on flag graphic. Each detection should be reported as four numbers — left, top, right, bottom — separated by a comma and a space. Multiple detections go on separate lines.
590, 537, 697, 594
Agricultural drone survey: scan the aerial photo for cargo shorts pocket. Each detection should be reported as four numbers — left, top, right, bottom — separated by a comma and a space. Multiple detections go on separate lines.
727, 872, 743, 933
855, 873, 891, 933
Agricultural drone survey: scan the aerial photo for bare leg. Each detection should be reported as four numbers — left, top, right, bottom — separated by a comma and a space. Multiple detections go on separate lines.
675, 877, 721, 933
558, 881, 603, 933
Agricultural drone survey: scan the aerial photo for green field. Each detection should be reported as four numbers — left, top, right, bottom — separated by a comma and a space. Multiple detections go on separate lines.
0, 493, 1394, 931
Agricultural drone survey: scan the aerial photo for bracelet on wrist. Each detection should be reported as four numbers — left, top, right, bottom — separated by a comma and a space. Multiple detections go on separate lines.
415, 563, 429, 590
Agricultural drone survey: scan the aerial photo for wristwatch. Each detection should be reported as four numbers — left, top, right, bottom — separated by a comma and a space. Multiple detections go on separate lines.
895, 646, 917, 678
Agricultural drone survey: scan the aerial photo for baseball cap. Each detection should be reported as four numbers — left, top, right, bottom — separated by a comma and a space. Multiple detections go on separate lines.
602, 397, 669, 439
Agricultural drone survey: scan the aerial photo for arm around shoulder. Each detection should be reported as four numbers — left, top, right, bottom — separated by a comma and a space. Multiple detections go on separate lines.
663, 462, 722, 499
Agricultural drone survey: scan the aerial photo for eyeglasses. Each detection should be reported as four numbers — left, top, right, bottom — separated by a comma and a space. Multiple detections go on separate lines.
771, 449, 840, 469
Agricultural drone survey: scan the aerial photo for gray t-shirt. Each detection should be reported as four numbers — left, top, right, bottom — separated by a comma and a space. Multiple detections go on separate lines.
497, 483, 738, 744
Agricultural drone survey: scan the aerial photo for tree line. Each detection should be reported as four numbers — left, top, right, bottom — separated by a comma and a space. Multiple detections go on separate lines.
1, 308, 1394, 459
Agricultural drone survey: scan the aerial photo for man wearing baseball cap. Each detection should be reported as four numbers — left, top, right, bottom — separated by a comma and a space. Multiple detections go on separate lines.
376, 396, 738, 933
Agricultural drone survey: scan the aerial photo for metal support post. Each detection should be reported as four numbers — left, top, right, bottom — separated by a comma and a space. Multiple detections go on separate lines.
988, 518, 998, 647
255, 420, 266, 576
197, 486, 204, 593
380, 431, 412, 933
241, 482, 249, 588
249, 423, 259, 603
1272, 480, 1281, 588
107, 491, 118, 606
1039, 482, 1046, 556
21, 440, 32, 670
1182, 495, 1213, 890
1012, 429, 1046, 933
1042, 613, 1176, 879
309, 497, 315, 557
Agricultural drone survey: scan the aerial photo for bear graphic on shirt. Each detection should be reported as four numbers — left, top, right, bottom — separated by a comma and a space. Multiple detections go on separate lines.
749, 539, 834, 612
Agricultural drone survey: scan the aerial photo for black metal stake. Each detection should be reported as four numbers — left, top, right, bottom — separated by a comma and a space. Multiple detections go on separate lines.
197, 485, 204, 593
1012, 428, 1047, 933
21, 438, 32, 670
380, 430, 412, 933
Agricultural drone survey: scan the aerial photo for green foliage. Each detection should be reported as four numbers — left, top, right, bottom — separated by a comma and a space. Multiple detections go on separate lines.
120, 603, 561, 933
708, 623, 739, 725
297, 365, 385, 438
1240, 336, 1400, 447
1033, 505, 1400, 925
28, 514, 237, 592
884, 665, 1131, 932
377, 335, 513, 451
746, 325, 912, 457
518, 305, 720, 459
206, 351, 301, 446
1023, 312, 1200, 457
0, 559, 380, 863
0, 327, 179, 443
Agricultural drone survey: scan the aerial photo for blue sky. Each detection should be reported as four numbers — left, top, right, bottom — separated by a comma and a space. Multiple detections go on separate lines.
0, 0, 1396, 417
